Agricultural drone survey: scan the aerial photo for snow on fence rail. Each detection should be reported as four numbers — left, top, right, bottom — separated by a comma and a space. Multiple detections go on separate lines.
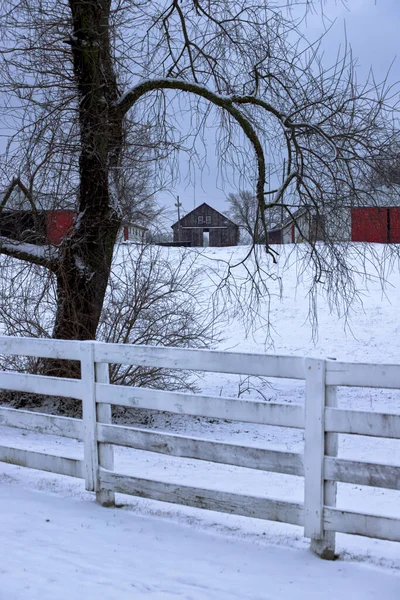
0, 336, 399, 559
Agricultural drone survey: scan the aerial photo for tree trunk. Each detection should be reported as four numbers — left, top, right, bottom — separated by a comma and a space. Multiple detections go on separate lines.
45, 1, 123, 375
53, 230, 118, 343
45, 217, 119, 377
53, 1, 122, 338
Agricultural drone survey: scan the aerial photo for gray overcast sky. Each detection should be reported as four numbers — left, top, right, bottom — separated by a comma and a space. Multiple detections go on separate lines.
160, 0, 400, 222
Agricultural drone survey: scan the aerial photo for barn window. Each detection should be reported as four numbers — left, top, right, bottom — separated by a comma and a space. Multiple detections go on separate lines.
206, 216, 211, 224
198, 216, 204, 224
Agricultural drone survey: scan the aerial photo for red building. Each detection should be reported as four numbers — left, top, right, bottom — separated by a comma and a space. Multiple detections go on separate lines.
266, 187, 400, 244
0, 209, 146, 245
0, 182, 150, 245
0, 209, 75, 245
45, 210, 76, 244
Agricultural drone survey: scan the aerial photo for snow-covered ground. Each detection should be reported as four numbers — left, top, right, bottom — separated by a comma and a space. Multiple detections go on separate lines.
1, 243, 400, 597
2, 480, 399, 600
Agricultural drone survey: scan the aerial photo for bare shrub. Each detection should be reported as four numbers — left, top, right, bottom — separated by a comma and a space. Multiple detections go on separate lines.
99, 245, 220, 391
0, 245, 221, 417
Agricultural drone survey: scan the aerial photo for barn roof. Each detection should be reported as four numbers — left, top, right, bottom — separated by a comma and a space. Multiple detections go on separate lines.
268, 207, 309, 233
121, 220, 148, 230
171, 202, 238, 228
356, 185, 400, 208
0, 185, 77, 211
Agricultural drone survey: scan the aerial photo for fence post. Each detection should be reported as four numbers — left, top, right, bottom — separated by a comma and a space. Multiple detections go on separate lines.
304, 358, 329, 555
80, 342, 98, 492
95, 360, 115, 507
310, 382, 338, 559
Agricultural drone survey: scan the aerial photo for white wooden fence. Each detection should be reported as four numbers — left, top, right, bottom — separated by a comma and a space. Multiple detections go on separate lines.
0, 336, 399, 559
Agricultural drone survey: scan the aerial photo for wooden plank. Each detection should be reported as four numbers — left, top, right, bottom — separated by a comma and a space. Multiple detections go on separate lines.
326, 361, 400, 389
80, 343, 99, 492
311, 384, 338, 559
94, 343, 305, 379
97, 423, 304, 476
304, 358, 326, 540
0, 445, 83, 479
324, 456, 400, 490
95, 362, 114, 506
325, 407, 400, 439
99, 470, 304, 526
0, 336, 82, 361
0, 370, 83, 399
324, 507, 400, 543
0, 406, 82, 439
96, 384, 304, 428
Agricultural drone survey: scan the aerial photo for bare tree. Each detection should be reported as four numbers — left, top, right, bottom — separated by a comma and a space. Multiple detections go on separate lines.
0, 1, 397, 350
227, 190, 285, 243
226, 190, 263, 244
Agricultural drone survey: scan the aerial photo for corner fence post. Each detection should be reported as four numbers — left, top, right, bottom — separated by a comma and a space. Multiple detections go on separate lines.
304, 358, 336, 558
80, 341, 99, 492
311, 382, 338, 559
95, 359, 115, 507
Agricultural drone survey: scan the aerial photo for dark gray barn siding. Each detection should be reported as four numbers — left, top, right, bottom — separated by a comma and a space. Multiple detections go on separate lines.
172, 203, 239, 247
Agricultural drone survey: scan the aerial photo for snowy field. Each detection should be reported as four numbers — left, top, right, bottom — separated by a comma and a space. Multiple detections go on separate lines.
1, 243, 400, 598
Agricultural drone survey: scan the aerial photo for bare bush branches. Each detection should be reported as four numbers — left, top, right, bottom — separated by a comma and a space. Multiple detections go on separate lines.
99, 245, 221, 390
0, 245, 221, 391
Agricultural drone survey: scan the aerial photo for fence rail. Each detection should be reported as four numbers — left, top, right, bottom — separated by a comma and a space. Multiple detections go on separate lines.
96, 383, 305, 427
0, 335, 399, 559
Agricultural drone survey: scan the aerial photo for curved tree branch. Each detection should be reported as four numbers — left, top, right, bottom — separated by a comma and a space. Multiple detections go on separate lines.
114, 79, 267, 218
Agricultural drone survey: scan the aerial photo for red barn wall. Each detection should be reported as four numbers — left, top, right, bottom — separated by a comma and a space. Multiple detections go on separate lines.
352, 207, 400, 243
389, 208, 400, 243
351, 208, 387, 243
46, 211, 75, 245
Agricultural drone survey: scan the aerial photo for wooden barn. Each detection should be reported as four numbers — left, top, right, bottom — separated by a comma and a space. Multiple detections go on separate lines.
172, 202, 239, 247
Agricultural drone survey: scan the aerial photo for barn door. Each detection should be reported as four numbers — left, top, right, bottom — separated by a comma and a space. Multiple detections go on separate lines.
209, 229, 219, 246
